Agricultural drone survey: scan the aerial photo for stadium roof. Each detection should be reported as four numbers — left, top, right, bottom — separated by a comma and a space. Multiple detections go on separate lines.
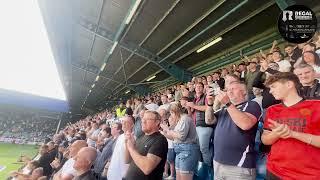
38, 0, 320, 116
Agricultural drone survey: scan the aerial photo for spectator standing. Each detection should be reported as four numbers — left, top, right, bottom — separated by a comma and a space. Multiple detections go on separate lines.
186, 82, 212, 166
125, 111, 168, 180
93, 122, 122, 176
107, 115, 134, 180
161, 103, 199, 180
262, 72, 320, 179
245, 61, 260, 100
205, 82, 261, 179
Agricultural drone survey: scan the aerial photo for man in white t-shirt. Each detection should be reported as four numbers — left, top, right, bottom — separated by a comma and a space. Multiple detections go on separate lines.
107, 116, 134, 180
273, 51, 291, 72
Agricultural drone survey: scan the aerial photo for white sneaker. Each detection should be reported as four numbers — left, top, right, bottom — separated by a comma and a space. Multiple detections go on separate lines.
166, 176, 174, 180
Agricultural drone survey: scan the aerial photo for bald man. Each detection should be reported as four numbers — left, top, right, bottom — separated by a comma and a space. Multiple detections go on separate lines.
73, 147, 97, 180
53, 140, 87, 180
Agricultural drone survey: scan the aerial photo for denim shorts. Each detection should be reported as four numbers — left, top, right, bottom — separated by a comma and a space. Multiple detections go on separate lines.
167, 148, 175, 163
174, 143, 200, 174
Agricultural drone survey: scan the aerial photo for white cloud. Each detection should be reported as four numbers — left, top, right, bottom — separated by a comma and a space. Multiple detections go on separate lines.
0, 0, 67, 101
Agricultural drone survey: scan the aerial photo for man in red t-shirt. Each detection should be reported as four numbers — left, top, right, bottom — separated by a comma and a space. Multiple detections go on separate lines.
262, 72, 320, 180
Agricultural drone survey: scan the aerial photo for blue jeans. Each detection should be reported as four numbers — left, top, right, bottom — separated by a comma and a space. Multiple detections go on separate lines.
174, 143, 200, 174
196, 126, 213, 166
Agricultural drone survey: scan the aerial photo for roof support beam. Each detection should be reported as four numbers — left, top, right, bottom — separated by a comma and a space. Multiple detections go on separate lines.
172, 0, 275, 64
101, 0, 147, 89
94, 0, 143, 92
72, 60, 151, 95
127, 79, 175, 86
115, 0, 251, 93
104, 0, 181, 93
78, 0, 190, 102
77, 1, 155, 108
78, 18, 193, 82
193, 34, 284, 75
161, 35, 287, 92
160, 0, 248, 64
117, 0, 271, 94
151, 78, 179, 93
275, 0, 296, 10
112, 0, 227, 94
119, 49, 128, 85
71, 62, 123, 85
150, 1, 275, 90
72, 62, 150, 96
82, 0, 105, 85
152, 30, 281, 90
150, 2, 276, 90
80, 0, 145, 109
157, 0, 226, 55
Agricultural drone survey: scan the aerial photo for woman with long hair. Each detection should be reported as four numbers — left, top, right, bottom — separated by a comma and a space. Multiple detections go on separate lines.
160, 103, 199, 180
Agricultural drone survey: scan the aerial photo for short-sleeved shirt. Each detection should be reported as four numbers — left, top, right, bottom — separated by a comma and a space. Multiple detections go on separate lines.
264, 100, 320, 179
107, 134, 128, 180
61, 158, 77, 177
276, 59, 291, 72
214, 101, 261, 168
125, 132, 168, 180
173, 114, 198, 144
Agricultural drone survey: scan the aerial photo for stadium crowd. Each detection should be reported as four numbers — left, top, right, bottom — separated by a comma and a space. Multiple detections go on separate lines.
0, 112, 58, 143
7, 32, 320, 180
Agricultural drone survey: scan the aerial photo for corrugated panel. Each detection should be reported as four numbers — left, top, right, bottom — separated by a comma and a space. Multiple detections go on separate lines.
123, 0, 177, 45
100, 0, 131, 34
127, 63, 160, 84
90, 37, 113, 67
124, 55, 148, 78
142, 0, 217, 53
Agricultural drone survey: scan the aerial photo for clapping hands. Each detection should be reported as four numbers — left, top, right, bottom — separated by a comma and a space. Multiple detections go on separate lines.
268, 120, 292, 139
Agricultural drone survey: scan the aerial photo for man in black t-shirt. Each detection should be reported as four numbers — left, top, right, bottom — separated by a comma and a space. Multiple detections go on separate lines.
125, 111, 168, 180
